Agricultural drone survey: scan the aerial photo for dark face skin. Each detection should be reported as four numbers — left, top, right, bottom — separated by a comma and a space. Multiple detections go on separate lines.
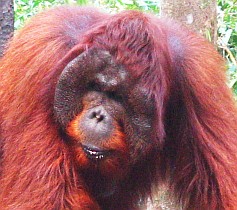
54, 48, 156, 179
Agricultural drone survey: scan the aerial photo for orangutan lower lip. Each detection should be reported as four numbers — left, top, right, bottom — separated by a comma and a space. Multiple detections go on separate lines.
82, 145, 111, 160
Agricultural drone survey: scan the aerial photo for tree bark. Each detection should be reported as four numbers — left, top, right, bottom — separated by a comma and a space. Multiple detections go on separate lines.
160, 0, 217, 44
0, 0, 14, 57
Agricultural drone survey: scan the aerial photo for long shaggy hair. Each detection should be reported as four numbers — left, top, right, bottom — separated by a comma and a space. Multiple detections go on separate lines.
0, 6, 237, 210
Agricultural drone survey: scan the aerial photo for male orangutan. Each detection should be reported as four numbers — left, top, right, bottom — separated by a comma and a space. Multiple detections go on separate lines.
0, 6, 237, 210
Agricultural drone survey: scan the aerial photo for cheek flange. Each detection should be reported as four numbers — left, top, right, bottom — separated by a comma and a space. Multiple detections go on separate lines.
54, 48, 119, 127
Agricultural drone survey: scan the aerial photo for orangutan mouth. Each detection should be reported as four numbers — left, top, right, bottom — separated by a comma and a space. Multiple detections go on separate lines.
82, 145, 111, 160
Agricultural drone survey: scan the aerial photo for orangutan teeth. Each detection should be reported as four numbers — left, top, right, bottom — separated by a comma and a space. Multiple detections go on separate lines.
82, 145, 108, 160
87, 150, 104, 159
88, 150, 98, 155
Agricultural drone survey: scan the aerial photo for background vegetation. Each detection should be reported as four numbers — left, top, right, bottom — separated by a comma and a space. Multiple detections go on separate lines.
218, 0, 237, 97
14, 0, 237, 97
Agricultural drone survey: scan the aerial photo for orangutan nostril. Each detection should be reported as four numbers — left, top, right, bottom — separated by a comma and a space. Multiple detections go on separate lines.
90, 110, 105, 122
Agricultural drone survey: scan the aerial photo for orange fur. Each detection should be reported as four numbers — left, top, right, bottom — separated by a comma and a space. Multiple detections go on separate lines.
0, 5, 237, 210
67, 112, 86, 142
67, 111, 128, 178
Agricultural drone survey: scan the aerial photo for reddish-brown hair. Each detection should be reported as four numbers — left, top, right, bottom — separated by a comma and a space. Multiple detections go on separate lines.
0, 6, 237, 210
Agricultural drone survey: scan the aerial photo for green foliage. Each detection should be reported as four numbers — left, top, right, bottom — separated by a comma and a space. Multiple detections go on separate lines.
100, 0, 159, 13
218, 0, 237, 96
14, 0, 67, 28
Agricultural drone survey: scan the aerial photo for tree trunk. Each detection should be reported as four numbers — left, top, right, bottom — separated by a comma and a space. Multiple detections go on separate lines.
0, 0, 14, 57
160, 0, 217, 44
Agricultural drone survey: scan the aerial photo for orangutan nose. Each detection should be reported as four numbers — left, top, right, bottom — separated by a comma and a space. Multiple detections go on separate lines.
89, 109, 105, 123
80, 106, 114, 142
